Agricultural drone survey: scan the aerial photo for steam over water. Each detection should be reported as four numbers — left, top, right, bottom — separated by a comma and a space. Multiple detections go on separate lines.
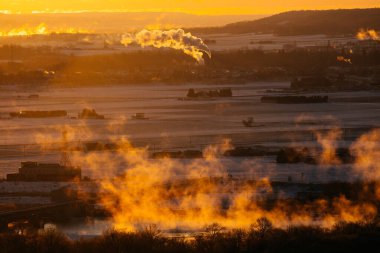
1, 82, 380, 182
1, 82, 380, 235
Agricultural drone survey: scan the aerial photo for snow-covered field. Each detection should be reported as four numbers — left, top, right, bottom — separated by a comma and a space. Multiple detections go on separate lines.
202, 33, 357, 51
0, 33, 356, 55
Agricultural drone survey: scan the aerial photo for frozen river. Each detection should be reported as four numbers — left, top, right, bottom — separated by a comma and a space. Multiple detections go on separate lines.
0, 82, 380, 182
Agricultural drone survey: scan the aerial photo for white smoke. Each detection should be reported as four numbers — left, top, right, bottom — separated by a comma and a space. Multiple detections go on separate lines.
120, 29, 211, 64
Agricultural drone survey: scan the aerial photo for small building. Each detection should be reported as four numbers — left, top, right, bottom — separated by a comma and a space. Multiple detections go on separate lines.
186, 88, 232, 98
131, 113, 149, 120
78, 108, 105, 119
28, 94, 39, 99
7, 162, 81, 182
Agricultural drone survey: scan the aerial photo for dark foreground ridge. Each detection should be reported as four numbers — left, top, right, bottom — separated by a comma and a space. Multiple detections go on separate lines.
1, 221, 380, 253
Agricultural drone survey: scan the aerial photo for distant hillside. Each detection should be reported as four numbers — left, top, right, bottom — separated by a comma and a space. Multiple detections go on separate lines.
191, 9, 380, 36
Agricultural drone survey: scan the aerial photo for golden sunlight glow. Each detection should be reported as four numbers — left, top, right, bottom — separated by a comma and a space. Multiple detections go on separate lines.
0, 23, 90, 37
0, 0, 379, 15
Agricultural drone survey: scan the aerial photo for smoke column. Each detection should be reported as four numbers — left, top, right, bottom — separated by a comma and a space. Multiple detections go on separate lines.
121, 29, 211, 64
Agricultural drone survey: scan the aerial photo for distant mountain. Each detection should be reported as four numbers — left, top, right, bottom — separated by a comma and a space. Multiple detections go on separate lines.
190, 9, 380, 35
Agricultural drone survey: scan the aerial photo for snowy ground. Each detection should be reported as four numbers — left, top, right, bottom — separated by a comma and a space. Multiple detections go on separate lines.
0, 33, 356, 54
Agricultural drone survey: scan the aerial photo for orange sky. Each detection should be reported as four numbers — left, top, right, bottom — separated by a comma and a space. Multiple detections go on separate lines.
0, 0, 379, 14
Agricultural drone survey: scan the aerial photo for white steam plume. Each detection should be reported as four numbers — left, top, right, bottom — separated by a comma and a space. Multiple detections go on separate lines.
121, 29, 211, 64
356, 29, 380, 41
